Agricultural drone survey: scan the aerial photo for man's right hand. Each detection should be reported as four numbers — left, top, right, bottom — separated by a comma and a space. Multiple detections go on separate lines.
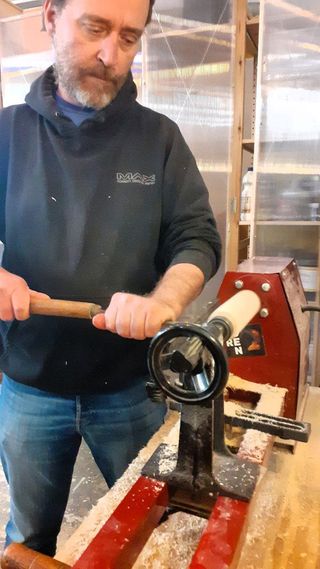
0, 268, 49, 321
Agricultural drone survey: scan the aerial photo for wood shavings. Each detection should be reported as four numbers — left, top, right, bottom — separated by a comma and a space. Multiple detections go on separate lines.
132, 512, 206, 569
228, 372, 287, 399
227, 373, 286, 464
158, 443, 178, 474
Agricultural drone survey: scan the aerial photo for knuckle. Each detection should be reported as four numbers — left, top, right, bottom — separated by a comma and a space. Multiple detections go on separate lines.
114, 292, 129, 304
145, 322, 159, 338
15, 308, 28, 321
0, 310, 13, 321
112, 292, 122, 302
115, 318, 130, 337
117, 326, 130, 338
130, 324, 146, 341
104, 317, 115, 332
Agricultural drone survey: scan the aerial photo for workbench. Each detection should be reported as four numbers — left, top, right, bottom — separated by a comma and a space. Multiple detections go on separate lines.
236, 385, 320, 569
54, 386, 320, 569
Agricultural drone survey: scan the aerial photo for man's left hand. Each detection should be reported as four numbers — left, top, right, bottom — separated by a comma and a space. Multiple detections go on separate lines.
92, 293, 177, 340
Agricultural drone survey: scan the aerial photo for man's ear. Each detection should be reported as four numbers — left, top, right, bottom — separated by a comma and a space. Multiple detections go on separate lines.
42, 0, 58, 36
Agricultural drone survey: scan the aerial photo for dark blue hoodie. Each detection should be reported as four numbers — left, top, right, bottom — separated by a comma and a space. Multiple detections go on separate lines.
0, 66, 221, 394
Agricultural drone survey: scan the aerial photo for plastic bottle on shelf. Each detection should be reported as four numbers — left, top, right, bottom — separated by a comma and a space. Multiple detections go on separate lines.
309, 203, 320, 221
240, 166, 254, 222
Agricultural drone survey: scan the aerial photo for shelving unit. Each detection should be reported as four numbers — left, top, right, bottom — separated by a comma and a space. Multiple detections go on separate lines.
227, 0, 320, 385
226, 0, 259, 268
253, 0, 319, 384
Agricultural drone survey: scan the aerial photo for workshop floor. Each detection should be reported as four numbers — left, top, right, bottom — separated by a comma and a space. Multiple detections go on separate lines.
0, 441, 108, 551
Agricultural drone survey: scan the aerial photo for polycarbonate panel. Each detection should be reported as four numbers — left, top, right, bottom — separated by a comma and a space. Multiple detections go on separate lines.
253, 0, 320, 384
0, 11, 52, 106
253, 0, 320, 227
141, 0, 234, 312
255, 225, 319, 268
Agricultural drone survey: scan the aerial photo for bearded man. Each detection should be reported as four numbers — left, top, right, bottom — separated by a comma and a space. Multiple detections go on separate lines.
0, 0, 221, 555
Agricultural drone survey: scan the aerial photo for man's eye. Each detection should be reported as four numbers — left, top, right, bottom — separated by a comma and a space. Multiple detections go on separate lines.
86, 26, 104, 35
121, 36, 138, 46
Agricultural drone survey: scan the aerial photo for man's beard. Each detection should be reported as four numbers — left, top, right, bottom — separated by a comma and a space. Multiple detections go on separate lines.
53, 41, 127, 110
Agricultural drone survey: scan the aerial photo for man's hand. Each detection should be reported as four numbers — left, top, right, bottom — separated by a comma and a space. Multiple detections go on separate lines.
0, 268, 49, 321
92, 293, 177, 340
92, 263, 205, 340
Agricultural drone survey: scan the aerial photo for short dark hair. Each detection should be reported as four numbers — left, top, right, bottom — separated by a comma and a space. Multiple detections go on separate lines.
50, 0, 155, 25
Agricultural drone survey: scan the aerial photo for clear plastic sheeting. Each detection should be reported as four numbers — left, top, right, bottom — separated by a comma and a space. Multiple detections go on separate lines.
252, 0, 320, 383
253, 0, 320, 227
0, 10, 52, 106
142, 0, 235, 306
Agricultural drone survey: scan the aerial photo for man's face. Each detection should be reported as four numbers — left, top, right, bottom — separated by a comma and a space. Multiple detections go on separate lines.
44, 0, 149, 109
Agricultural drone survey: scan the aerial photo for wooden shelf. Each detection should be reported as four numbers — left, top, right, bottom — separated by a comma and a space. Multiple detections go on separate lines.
255, 221, 320, 226
238, 237, 250, 249
246, 15, 259, 45
241, 138, 319, 153
239, 220, 320, 227
242, 138, 255, 153
246, 15, 259, 57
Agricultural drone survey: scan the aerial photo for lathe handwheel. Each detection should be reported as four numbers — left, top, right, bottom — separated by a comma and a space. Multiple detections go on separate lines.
147, 322, 228, 404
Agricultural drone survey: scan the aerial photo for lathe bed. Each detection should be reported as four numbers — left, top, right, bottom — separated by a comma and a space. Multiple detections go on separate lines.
51, 375, 315, 569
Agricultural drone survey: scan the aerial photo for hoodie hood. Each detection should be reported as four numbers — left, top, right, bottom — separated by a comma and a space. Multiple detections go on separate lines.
25, 66, 138, 135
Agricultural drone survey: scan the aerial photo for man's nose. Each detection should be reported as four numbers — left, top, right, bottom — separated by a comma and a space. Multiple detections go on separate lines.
97, 33, 118, 67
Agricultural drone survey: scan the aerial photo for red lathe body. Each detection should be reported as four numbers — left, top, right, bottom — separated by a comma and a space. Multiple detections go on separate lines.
218, 257, 310, 418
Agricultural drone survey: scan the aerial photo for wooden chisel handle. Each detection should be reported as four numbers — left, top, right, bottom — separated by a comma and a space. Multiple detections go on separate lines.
29, 298, 104, 319
1, 543, 71, 569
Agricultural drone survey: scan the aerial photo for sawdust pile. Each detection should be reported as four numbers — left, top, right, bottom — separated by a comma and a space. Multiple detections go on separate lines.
132, 512, 206, 569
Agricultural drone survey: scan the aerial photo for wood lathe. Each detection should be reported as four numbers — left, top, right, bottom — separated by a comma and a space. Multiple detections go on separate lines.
1, 258, 315, 568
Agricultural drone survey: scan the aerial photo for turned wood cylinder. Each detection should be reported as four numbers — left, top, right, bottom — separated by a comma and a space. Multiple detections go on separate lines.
1, 544, 71, 569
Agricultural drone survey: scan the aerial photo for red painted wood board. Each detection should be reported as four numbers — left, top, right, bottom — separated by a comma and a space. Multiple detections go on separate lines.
72, 476, 169, 569
189, 497, 249, 569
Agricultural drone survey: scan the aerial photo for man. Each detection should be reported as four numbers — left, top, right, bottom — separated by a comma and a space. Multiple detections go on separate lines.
0, 0, 221, 556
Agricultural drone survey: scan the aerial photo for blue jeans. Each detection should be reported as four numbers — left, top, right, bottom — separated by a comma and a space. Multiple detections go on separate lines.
0, 375, 166, 556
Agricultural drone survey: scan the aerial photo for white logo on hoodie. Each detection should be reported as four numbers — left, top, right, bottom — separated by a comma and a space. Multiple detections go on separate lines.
116, 172, 156, 186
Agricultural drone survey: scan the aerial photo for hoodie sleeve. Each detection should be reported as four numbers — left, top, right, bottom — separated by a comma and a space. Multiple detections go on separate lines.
0, 109, 10, 246
155, 123, 222, 282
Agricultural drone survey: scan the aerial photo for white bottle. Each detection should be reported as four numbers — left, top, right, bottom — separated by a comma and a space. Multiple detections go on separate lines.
240, 167, 254, 221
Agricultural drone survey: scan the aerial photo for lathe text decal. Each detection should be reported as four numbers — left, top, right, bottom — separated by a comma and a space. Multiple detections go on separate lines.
226, 324, 266, 358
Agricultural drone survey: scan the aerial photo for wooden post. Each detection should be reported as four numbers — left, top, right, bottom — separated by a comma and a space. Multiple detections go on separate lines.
0, 0, 22, 18
226, 0, 247, 271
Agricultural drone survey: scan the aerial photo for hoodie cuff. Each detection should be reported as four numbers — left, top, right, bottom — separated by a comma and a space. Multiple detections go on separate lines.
169, 250, 217, 283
